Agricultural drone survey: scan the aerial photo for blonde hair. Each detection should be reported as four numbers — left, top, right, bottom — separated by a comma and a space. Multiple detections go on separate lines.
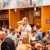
22, 17, 28, 24
22, 35, 29, 44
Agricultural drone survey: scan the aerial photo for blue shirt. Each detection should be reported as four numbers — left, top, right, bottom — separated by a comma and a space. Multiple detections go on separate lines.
35, 31, 42, 40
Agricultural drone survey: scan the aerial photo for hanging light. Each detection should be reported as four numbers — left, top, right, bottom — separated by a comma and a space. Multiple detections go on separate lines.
15, 8, 17, 12
34, 4, 36, 11
33, 0, 36, 11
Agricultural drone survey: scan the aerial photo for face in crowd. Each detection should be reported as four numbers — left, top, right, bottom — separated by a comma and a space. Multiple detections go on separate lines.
22, 17, 28, 25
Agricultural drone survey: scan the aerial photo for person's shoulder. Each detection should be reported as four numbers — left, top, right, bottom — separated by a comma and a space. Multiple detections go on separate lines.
27, 24, 31, 27
7, 34, 12, 37
14, 34, 17, 38
27, 24, 31, 28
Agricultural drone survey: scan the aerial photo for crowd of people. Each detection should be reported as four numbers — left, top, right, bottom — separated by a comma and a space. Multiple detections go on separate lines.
0, 17, 50, 50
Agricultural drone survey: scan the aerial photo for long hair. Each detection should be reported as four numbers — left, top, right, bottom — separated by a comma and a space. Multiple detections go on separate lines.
22, 17, 29, 25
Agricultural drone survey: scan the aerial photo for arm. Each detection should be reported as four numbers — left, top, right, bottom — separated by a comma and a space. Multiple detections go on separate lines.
18, 24, 23, 32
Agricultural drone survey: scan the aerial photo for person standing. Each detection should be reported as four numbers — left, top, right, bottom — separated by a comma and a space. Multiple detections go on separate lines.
18, 17, 32, 43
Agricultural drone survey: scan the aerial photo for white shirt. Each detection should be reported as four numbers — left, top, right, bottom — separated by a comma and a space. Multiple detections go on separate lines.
31, 36, 36, 41
21, 24, 32, 38
21, 24, 31, 34
7, 33, 17, 40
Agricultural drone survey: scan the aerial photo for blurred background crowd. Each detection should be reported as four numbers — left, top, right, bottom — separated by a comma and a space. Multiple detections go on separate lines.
0, 17, 50, 50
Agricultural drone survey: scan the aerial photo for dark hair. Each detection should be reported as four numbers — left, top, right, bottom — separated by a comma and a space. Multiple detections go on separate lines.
42, 32, 46, 38
32, 47, 38, 50
10, 28, 14, 32
31, 30, 36, 33
31, 42, 35, 46
1, 38, 15, 50
42, 39, 47, 45
36, 25, 41, 30
6, 25, 9, 29
47, 31, 50, 34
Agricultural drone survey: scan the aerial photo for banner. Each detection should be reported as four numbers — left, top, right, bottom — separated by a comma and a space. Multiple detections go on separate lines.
0, 0, 32, 9
36, 0, 43, 6
3, 0, 17, 9
0, 0, 50, 10
16, 0, 31, 8
43, 0, 50, 6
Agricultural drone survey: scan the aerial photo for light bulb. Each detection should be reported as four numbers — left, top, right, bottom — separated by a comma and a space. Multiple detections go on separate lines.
34, 7, 36, 11
15, 9, 17, 12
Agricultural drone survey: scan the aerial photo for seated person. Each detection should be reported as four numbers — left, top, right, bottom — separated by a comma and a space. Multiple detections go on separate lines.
7, 28, 17, 40
30, 30, 36, 41
7, 28, 17, 47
